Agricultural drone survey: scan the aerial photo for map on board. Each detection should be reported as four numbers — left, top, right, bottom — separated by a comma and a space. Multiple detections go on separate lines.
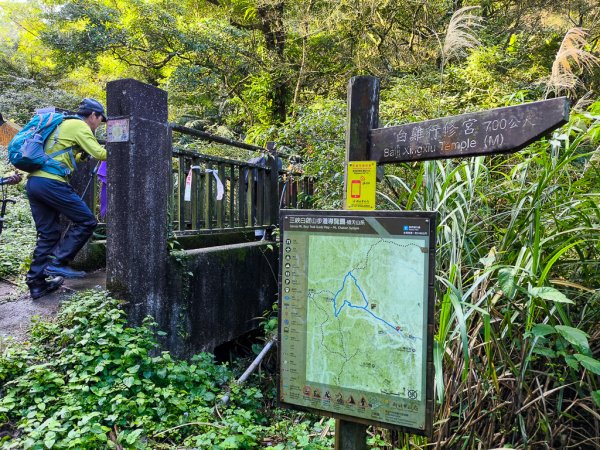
278, 211, 435, 433
305, 235, 425, 400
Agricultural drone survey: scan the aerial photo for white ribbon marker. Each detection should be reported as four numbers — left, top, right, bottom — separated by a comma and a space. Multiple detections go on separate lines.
183, 166, 196, 202
206, 169, 225, 201
184, 166, 224, 202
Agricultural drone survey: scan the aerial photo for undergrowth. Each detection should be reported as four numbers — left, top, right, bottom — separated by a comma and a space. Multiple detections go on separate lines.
0, 152, 34, 282
0, 290, 333, 449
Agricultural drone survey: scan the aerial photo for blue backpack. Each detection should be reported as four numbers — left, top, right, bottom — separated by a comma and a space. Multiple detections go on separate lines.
8, 112, 80, 176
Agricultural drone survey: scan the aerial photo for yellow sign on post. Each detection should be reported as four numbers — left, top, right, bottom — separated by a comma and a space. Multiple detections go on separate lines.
345, 161, 376, 210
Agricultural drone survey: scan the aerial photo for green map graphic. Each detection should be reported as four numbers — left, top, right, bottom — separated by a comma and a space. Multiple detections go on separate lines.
305, 235, 426, 400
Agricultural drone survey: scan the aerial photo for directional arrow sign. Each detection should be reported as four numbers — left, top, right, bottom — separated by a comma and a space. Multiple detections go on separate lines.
370, 97, 569, 164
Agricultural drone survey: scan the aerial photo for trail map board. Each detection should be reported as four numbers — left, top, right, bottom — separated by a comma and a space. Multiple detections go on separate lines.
278, 210, 436, 435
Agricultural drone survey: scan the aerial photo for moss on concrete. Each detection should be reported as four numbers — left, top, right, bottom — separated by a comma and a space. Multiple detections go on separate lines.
72, 241, 106, 271
176, 231, 256, 250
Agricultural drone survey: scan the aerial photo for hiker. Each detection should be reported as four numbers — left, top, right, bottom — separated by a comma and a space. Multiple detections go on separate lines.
0, 173, 22, 186
24, 98, 107, 299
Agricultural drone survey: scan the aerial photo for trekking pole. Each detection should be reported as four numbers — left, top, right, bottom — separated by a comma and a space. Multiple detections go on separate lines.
81, 160, 102, 199
0, 179, 14, 236
0, 198, 16, 236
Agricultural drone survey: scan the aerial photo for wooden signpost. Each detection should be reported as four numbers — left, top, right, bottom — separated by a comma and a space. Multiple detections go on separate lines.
338, 76, 381, 450
370, 97, 569, 164
333, 76, 570, 449
275, 76, 571, 450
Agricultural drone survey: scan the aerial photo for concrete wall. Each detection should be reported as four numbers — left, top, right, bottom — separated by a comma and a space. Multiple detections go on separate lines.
163, 241, 278, 359
70, 236, 279, 358
72, 241, 106, 272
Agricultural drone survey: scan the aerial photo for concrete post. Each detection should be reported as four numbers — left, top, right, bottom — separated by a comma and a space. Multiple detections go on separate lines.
105, 79, 171, 323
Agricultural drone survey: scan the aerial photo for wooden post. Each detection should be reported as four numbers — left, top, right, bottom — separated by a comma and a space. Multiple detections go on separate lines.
337, 75, 380, 449
343, 76, 379, 208
335, 420, 370, 450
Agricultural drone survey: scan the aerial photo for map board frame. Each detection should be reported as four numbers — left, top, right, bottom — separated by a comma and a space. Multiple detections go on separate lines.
278, 210, 437, 437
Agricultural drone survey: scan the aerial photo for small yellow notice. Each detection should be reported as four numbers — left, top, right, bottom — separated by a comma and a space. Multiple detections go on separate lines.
345, 161, 376, 210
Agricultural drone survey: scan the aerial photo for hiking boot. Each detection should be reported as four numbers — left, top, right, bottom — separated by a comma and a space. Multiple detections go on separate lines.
27, 276, 64, 300
45, 263, 86, 279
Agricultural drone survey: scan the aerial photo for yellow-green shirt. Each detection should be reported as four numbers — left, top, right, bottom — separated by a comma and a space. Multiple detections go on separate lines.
29, 118, 107, 183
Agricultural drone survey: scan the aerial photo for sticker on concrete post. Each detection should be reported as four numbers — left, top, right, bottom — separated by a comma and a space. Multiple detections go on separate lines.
106, 118, 130, 143
345, 161, 377, 210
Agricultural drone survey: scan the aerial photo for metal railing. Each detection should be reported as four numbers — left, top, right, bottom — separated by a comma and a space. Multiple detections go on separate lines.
80, 123, 313, 238
170, 125, 313, 235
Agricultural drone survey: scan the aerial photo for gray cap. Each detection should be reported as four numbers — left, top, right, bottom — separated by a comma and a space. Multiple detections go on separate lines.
77, 98, 106, 122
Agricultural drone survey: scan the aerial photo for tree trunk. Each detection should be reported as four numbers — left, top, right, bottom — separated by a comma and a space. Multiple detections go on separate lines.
258, 1, 288, 123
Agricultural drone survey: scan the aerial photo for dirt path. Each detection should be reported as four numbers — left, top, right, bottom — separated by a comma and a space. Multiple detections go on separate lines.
0, 270, 106, 342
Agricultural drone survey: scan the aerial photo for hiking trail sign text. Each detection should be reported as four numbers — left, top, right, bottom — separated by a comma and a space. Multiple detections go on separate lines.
278, 210, 436, 436
370, 97, 569, 163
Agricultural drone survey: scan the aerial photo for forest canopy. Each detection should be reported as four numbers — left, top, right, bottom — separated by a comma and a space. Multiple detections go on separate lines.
1, 0, 599, 129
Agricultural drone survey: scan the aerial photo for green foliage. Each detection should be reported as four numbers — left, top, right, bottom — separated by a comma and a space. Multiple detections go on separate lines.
380, 73, 451, 125
0, 82, 80, 125
0, 154, 34, 280
441, 45, 547, 112
0, 227, 35, 280
398, 104, 599, 447
259, 302, 279, 341
0, 290, 333, 449
249, 98, 346, 209
41, 1, 126, 68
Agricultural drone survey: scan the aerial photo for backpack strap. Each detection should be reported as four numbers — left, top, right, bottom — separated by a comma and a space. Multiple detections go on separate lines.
41, 120, 79, 176
48, 147, 77, 166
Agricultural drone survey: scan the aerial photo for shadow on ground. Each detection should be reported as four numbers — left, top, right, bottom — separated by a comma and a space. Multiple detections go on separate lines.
0, 270, 106, 342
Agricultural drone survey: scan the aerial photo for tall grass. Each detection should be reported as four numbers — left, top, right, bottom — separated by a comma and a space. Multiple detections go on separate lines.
383, 104, 600, 448
546, 27, 600, 97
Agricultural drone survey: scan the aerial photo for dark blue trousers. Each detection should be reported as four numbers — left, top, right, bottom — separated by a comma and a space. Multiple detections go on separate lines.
26, 177, 97, 280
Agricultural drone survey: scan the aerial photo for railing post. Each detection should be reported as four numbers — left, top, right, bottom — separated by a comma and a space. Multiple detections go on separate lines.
268, 147, 279, 226
105, 79, 171, 323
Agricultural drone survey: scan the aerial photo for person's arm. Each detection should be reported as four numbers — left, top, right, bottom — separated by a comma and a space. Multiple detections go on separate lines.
72, 122, 107, 161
